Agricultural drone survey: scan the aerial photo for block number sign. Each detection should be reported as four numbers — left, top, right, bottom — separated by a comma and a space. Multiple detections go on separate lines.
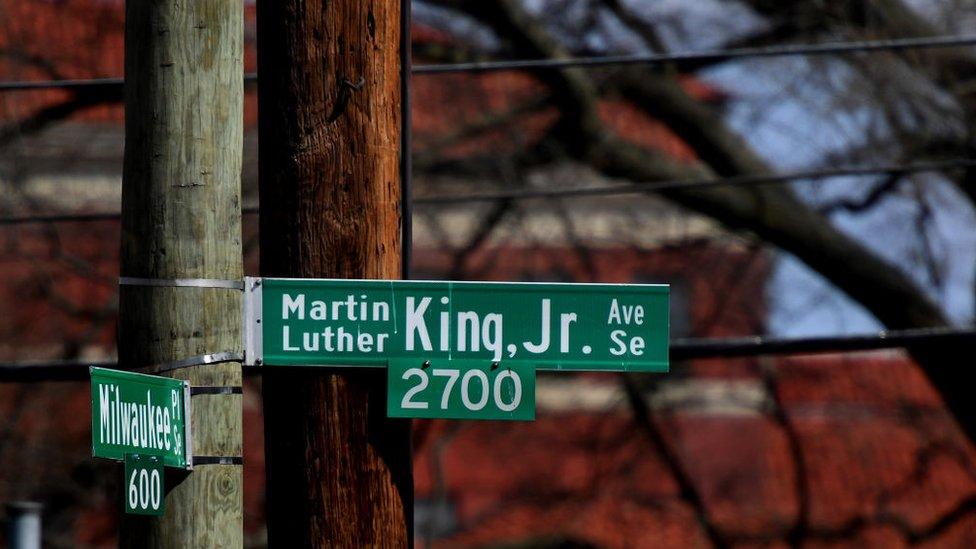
124, 454, 165, 516
388, 359, 536, 420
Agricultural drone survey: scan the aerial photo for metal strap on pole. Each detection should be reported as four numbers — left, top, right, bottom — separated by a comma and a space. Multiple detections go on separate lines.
190, 386, 244, 395
192, 456, 243, 466
141, 351, 245, 375
119, 277, 245, 290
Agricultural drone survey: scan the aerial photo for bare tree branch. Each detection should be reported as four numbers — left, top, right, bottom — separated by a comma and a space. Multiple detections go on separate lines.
621, 374, 731, 548
0, 89, 120, 150
597, 0, 668, 53
551, 200, 598, 281
480, 0, 947, 325
414, 95, 553, 171
440, 1, 976, 451
817, 173, 904, 214
758, 358, 810, 548
448, 199, 512, 279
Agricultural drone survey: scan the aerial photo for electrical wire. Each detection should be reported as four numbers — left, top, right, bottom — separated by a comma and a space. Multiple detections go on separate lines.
0, 76, 124, 92
0, 211, 126, 225
670, 326, 974, 360
1, 326, 971, 381
0, 207, 259, 226
412, 34, 976, 74
1, 159, 970, 226
414, 159, 976, 205
2, 35, 975, 92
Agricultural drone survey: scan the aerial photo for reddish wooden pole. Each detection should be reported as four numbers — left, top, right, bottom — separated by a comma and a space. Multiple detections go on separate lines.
257, 0, 413, 546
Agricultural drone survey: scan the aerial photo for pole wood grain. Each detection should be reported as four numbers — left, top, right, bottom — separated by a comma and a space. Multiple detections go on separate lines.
119, 0, 244, 546
258, 0, 413, 546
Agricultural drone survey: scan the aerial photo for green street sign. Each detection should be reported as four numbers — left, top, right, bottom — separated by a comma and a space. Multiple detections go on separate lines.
124, 454, 165, 516
388, 359, 535, 420
244, 278, 668, 372
91, 367, 192, 469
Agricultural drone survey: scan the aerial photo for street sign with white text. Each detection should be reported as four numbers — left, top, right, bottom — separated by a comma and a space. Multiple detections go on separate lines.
387, 359, 536, 420
244, 277, 669, 372
124, 454, 165, 516
90, 367, 192, 469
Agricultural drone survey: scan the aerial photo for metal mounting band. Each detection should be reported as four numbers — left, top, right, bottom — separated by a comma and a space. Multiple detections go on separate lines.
190, 386, 243, 396
119, 277, 245, 290
193, 456, 243, 466
150, 351, 244, 374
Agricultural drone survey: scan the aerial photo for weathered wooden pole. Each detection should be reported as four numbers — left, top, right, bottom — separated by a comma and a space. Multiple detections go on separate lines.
118, 0, 244, 546
257, 0, 413, 546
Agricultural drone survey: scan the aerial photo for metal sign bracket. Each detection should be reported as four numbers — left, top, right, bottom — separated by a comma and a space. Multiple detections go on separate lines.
243, 277, 264, 366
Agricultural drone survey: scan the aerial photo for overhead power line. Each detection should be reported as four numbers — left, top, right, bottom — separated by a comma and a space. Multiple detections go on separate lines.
670, 326, 974, 360
0, 77, 125, 93
0, 359, 117, 382
414, 159, 976, 205
1, 326, 971, 382
2, 34, 975, 92
2, 159, 968, 227
0, 211, 126, 225
412, 34, 976, 74
0, 206, 259, 226
0, 75, 234, 93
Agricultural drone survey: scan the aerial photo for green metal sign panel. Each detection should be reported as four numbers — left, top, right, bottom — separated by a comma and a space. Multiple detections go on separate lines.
90, 367, 191, 469
124, 454, 165, 516
388, 359, 535, 420
245, 278, 668, 372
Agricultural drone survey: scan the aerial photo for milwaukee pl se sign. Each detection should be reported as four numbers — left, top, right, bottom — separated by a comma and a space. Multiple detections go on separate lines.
243, 278, 669, 372
90, 367, 191, 469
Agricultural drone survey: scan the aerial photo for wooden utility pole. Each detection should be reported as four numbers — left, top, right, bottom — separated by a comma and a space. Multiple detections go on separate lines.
258, 0, 413, 546
118, 0, 243, 546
